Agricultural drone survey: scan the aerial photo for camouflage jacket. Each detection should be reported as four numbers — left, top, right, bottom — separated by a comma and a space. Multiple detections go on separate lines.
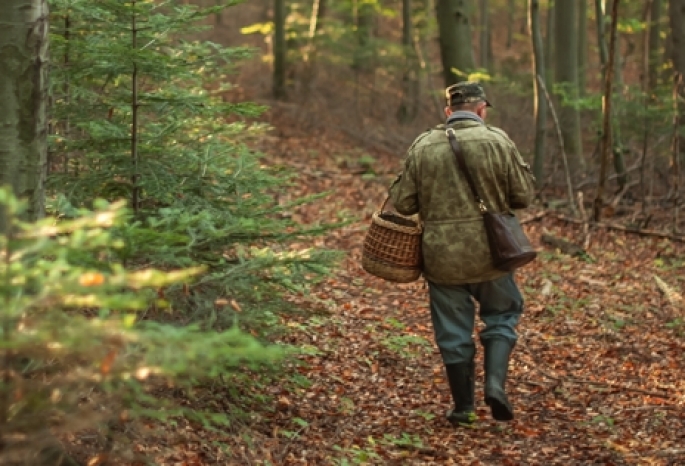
389, 120, 535, 285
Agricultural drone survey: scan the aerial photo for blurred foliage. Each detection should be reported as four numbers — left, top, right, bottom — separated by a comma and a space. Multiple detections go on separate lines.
0, 188, 283, 462
0, 0, 347, 460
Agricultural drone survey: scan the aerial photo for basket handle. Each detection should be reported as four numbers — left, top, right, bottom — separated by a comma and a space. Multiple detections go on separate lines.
379, 196, 391, 212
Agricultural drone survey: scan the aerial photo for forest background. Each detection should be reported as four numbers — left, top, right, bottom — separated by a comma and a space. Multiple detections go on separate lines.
0, 0, 684, 464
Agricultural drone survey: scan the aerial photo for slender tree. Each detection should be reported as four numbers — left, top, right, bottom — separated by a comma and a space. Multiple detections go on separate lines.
647, 0, 662, 91
595, 0, 609, 77
353, 0, 376, 71
397, 0, 420, 122
506, 0, 516, 48
578, 0, 588, 95
0, 0, 49, 230
480, 0, 490, 70
436, 0, 476, 86
545, 1, 555, 85
309, 0, 326, 37
273, 0, 286, 99
669, 0, 685, 214
594, 0, 620, 222
554, 0, 584, 174
529, 0, 547, 182
595, 0, 627, 190
303, 0, 326, 64
670, 0, 685, 78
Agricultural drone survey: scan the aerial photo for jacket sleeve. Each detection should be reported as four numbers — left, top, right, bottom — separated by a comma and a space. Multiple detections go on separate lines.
507, 146, 536, 210
389, 153, 419, 215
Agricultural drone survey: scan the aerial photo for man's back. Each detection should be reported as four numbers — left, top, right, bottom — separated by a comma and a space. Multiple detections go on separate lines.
390, 120, 534, 285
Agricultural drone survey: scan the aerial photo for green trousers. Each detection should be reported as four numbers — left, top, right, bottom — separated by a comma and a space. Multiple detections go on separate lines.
428, 274, 524, 365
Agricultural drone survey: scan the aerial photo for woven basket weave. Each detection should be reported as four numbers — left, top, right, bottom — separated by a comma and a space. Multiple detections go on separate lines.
362, 200, 422, 283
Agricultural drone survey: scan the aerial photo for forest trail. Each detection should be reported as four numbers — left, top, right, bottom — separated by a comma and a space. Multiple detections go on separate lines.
129, 113, 685, 465
235, 113, 685, 465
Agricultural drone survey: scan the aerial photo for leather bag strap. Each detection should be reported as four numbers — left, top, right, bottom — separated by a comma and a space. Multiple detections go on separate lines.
446, 128, 488, 213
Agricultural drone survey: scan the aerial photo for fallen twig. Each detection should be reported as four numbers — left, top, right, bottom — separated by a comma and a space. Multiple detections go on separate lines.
550, 213, 685, 242
537, 371, 673, 398
520, 211, 549, 224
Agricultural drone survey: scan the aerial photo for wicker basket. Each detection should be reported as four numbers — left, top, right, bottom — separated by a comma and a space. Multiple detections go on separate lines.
362, 199, 423, 283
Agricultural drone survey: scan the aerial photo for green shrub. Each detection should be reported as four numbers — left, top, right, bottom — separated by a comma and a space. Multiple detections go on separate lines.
0, 188, 284, 463
47, 0, 341, 331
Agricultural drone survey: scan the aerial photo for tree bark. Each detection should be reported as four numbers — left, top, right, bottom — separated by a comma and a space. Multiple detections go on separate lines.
308, 0, 325, 40
506, 0, 516, 48
529, 0, 547, 183
273, 0, 286, 99
397, 0, 420, 122
353, 0, 376, 71
669, 0, 685, 78
593, 0, 620, 222
0, 0, 48, 230
554, 0, 585, 174
436, 0, 476, 86
669, 0, 685, 212
479, 0, 489, 70
315, 0, 326, 35
577, 0, 588, 95
648, 0, 662, 90
595, 0, 609, 77
544, 2, 554, 86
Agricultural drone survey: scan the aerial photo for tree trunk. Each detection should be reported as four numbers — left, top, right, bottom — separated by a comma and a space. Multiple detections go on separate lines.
594, 0, 620, 222
479, 0, 489, 70
595, 0, 609, 77
308, 0, 326, 40
648, 0, 662, 90
273, 0, 286, 99
529, 0, 547, 183
595, 0, 626, 189
669, 0, 685, 195
0, 0, 48, 230
577, 0, 588, 95
303, 0, 326, 64
669, 0, 685, 78
506, 0, 516, 48
554, 0, 585, 174
545, 1, 555, 85
397, 0, 420, 122
316, 0, 326, 34
436, 0, 476, 86
353, 0, 376, 71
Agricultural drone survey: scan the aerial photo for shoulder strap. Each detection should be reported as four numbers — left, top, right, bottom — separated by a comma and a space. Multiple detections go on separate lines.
446, 128, 488, 213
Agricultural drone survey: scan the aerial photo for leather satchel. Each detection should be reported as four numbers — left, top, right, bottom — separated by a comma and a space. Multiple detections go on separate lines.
446, 127, 537, 272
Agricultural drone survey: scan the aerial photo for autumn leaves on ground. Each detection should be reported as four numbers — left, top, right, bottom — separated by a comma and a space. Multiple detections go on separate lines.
136, 110, 684, 465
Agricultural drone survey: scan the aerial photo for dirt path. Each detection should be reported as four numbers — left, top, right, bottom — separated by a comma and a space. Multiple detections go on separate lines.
118, 117, 685, 466
209, 120, 685, 466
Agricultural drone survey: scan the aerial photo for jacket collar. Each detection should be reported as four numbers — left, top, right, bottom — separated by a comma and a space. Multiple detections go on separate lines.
446, 111, 484, 126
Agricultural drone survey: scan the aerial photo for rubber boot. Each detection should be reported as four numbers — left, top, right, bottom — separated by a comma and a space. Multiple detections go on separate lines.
444, 361, 476, 426
483, 338, 515, 421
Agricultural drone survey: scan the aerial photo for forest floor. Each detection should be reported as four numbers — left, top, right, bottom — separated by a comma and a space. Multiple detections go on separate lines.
113, 108, 685, 466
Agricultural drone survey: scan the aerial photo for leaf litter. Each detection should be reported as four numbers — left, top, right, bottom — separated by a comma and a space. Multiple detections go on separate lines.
85, 118, 685, 465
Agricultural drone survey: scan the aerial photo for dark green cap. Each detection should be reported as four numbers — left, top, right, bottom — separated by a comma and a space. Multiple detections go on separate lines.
445, 81, 492, 108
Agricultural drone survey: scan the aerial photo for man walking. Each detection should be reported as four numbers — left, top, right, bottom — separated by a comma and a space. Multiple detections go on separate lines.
389, 82, 535, 425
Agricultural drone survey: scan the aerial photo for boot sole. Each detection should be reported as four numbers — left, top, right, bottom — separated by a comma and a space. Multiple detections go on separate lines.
485, 396, 514, 421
